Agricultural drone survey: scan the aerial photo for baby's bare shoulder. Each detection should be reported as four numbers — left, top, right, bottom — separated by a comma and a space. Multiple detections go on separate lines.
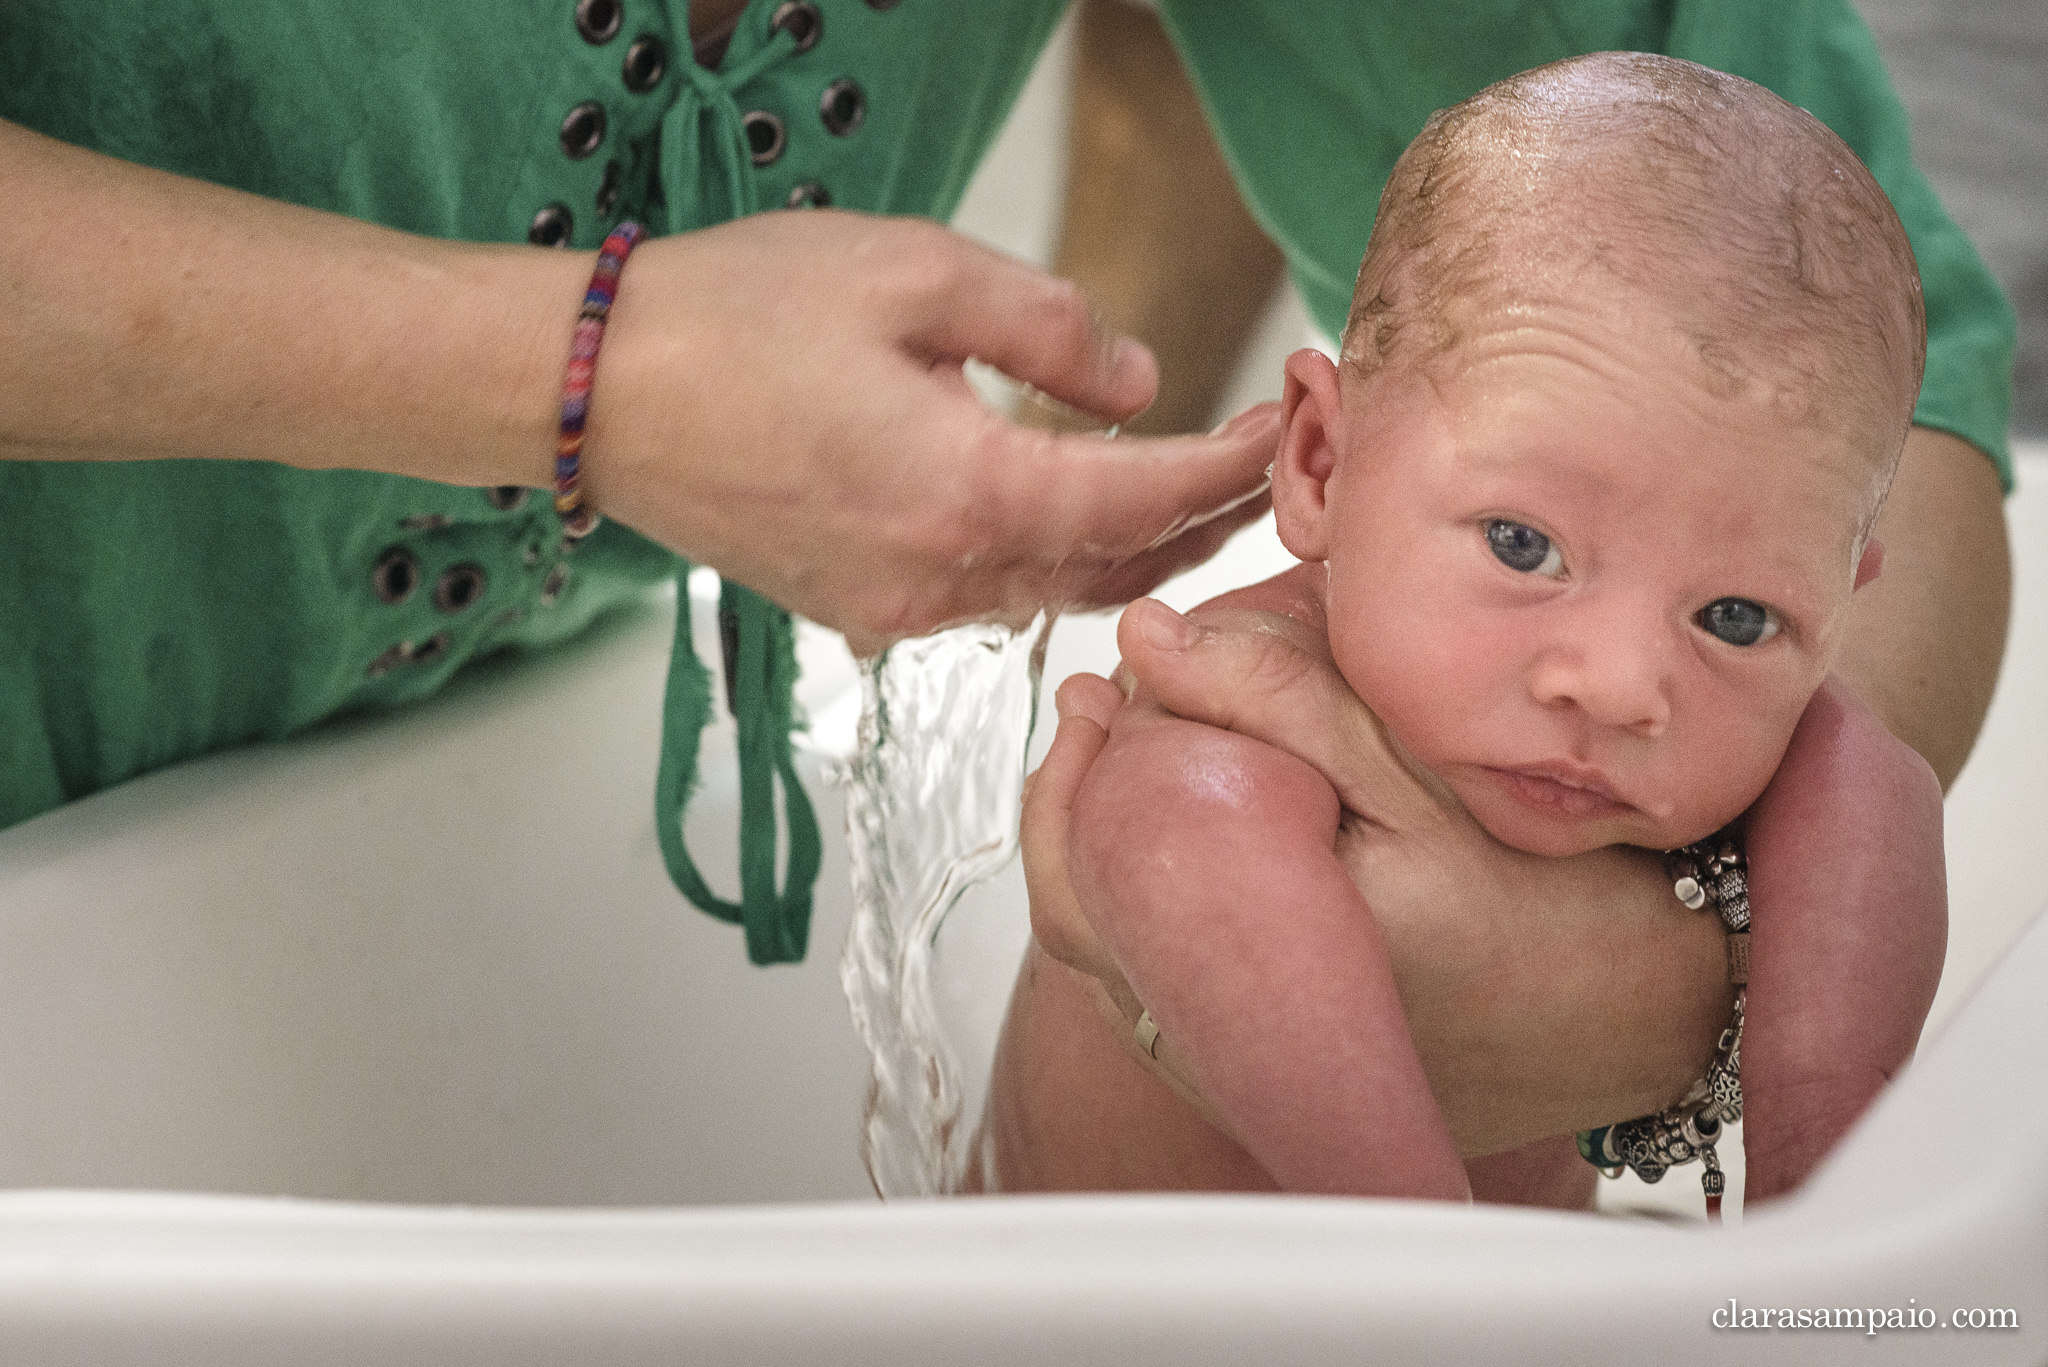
1183, 562, 1329, 646
1076, 566, 1342, 864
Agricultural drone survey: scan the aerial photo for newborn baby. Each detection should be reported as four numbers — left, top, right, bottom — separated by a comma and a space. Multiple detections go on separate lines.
983, 52, 1945, 1205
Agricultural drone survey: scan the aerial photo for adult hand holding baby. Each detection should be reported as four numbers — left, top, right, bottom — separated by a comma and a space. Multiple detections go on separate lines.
1021, 596, 1734, 1189
1022, 599, 1947, 1206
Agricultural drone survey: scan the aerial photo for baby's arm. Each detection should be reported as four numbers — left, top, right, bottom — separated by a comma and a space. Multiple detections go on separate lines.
1741, 679, 1947, 1202
1067, 624, 1468, 1199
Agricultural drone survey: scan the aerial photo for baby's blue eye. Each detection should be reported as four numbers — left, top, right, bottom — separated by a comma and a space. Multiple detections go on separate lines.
1485, 519, 1562, 577
1697, 598, 1778, 646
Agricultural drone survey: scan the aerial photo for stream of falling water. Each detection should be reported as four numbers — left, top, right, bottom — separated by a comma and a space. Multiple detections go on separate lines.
839, 614, 1053, 1198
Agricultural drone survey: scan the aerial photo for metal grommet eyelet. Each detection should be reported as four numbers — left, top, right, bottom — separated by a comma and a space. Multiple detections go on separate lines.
743, 110, 787, 166
574, 0, 623, 44
372, 547, 421, 605
486, 485, 531, 512
433, 562, 488, 614
770, 1, 822, 50
560, 101, 607, 159
529, 202, 574, 247
541, 562, 571, 605
366, 631, 451, 679
621, 35, 667, 93
595, 160, 623, 216
786, 181, 830, 209
819, 78, 864, 137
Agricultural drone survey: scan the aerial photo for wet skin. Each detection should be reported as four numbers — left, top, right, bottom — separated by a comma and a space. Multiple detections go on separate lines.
985, 287, 1940, 1203
1295, 282, 1884, 860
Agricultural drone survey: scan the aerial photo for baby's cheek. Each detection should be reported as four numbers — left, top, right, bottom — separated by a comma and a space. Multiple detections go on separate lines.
1353, 643, 1485, 764
1327, 629, 1420, 735
1324, 563, 1500, 762
1669, 722, 1800, 843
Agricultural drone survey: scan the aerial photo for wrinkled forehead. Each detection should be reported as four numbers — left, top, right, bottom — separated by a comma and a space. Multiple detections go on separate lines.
1388, 269, 1896, 538
1344, 291, 1887, 564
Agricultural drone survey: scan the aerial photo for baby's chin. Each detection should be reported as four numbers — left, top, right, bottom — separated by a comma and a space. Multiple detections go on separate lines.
1450, 769, 1727, 858
1468, 804, 1639, 858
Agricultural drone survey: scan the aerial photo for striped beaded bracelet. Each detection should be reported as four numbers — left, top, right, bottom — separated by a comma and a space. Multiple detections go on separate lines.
555, 221, 646, 539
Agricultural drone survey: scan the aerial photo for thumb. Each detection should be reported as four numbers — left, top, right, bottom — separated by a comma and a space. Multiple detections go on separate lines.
1117, 598, 1441, 827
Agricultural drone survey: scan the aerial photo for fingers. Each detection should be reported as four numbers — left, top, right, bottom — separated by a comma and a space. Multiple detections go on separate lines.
1062, 484, 1274, 611
1115, 598, 1440, 825
1021, 675, 1125, 982
1053, 671, 1124, 730
908, 232, 1159, 424
858, 406, 1279, 643
1020, 404, 1281, 574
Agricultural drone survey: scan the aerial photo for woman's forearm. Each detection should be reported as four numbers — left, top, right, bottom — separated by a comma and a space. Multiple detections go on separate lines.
1, 118, 1286, 650
1054, 0, 1285, 437
1363, 835, 1731, 1157
1832, 425, 2011, 788
0, 117, 578, 486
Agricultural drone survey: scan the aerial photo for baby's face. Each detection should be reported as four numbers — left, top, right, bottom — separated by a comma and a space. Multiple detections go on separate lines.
1286, 285, 1882, 857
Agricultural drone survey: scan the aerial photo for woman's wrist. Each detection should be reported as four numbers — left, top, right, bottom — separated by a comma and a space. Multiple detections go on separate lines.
449, 241, 607, 493
0, 116, 602, 491
278, 233, 602, 494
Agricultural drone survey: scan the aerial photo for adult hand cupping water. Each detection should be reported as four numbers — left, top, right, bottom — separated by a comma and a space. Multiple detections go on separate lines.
583, 212, 1278, 655
1022, 596, 1733, 1168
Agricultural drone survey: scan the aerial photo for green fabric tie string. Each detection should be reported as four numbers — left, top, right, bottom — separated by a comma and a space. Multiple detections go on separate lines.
656, 570, 823, 966
659, 26, 798, 232
648, 23, 823, 964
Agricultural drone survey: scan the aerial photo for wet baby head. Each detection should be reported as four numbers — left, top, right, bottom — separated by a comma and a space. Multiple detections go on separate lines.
1272, 52, 1926, 856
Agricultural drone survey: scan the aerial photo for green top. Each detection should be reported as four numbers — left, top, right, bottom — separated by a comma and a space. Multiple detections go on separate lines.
1158, 0, 2016, 482
0, 0, 2015, 963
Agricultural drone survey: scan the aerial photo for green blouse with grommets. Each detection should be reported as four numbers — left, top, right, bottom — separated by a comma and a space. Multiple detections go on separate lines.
0, 0, 2012, 964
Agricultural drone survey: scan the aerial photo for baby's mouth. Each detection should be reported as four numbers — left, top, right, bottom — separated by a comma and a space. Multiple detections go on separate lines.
1482, 762, 1633, 819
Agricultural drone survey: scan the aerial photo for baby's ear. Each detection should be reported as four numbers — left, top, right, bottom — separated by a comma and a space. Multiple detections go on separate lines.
1274, 348, 1343, 562
1854, 539, 1885, 590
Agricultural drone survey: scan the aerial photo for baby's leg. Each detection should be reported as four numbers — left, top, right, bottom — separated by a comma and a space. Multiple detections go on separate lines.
1741, 680, 1947, 1201
1465, 1137, 1598, 1210
979, 939, 1277, 1193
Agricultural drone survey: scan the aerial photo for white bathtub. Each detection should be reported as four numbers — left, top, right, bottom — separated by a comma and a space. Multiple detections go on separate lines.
5, 514, 2048, 1363
9, 17, 2045, 1356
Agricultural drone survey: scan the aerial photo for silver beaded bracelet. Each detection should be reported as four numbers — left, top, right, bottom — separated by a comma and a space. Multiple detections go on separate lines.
1577, 833, 1751, 1218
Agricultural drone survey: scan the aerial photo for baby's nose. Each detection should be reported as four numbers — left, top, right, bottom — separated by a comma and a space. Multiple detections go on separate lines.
1528, 616, 1673, 737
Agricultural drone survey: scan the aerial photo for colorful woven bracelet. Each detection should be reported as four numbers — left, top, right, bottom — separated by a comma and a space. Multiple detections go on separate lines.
555, 221, 646, 539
